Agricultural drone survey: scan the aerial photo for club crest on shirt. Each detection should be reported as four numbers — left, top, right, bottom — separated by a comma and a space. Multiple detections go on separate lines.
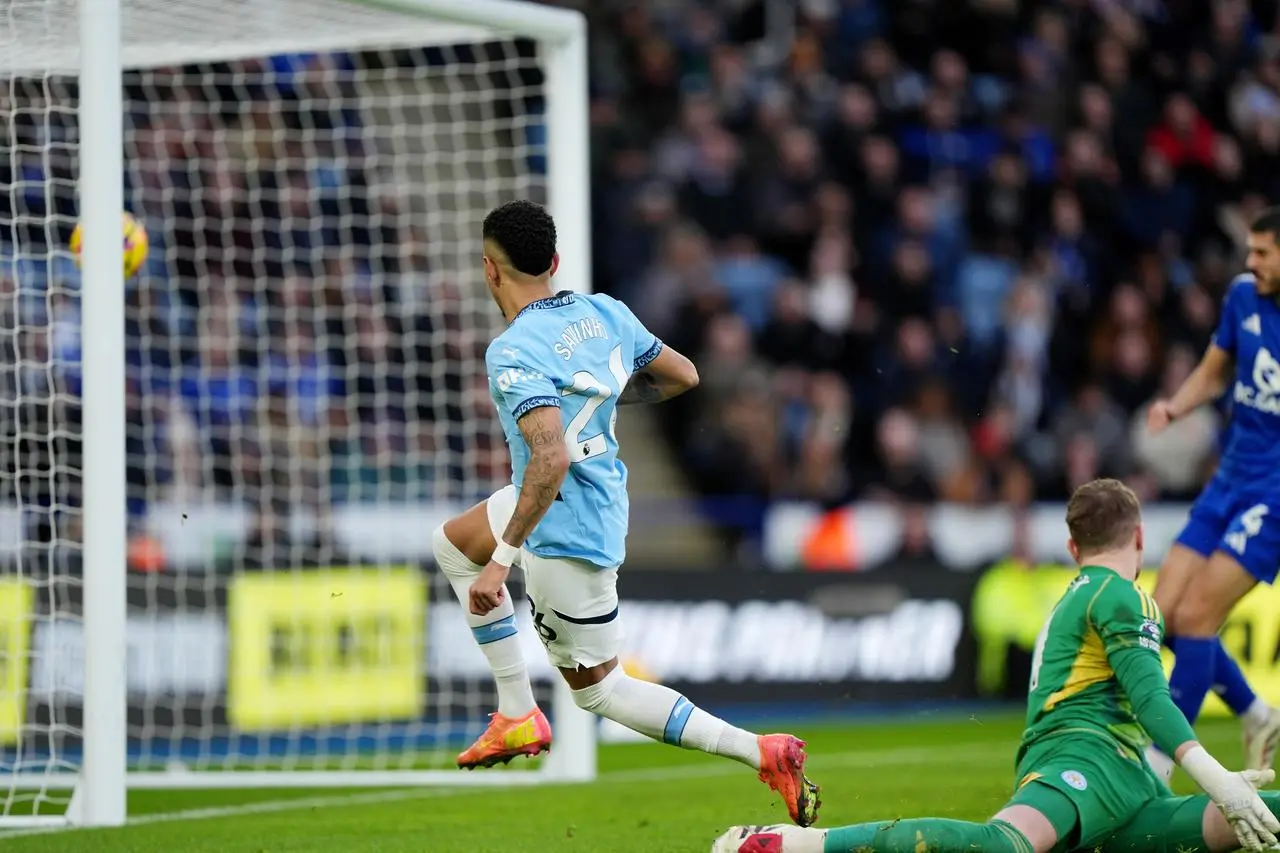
1061, 770, 1088, 791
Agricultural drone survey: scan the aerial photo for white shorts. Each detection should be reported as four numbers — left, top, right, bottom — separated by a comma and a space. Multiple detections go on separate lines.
485, 485, 620, 670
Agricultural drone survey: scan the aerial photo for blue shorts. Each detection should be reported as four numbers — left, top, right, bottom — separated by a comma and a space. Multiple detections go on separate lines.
1176, 474, 1280, 583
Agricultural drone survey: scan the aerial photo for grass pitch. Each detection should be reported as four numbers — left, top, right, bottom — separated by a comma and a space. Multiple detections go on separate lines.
0, 708, 1243, 852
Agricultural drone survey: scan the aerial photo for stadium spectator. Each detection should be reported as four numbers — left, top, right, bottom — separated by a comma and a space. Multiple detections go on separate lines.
579, 0, 1280, 546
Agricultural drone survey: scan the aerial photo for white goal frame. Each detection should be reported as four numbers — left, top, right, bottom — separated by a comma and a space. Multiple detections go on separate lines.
6, 0, 594, 830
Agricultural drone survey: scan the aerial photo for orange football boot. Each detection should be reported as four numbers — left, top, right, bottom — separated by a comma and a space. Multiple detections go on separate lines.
756, 734, 821, 827
456, 708, 553, 770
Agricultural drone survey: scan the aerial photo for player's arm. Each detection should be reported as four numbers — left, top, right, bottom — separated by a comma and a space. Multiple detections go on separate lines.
500, 404, 570, 549
1109, 644, 1196, 756
607, 295, 698, 405
1152, 282, 1239, 431
1096, 586, 1279, 849
1153, 342, 1232, 425
470, 403, 568, 616
1092, 584, 1202, 754
619, 345, 699, 405
470, 353, 569, 616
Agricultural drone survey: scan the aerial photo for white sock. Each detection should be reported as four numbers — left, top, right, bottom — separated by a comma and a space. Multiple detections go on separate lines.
1245, 698, 1273, 728
716, 826, 824, 853
432, 526, 536, 718
572, 667, 759, 769
776, 827, 827, 853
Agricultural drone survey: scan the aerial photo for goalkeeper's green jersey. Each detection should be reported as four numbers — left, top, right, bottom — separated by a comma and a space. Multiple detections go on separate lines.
1015, 565, 1197, 766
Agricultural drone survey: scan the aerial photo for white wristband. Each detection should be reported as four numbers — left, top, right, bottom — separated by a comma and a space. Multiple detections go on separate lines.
492, 540, 520, 568
1181, 745, 1233, 799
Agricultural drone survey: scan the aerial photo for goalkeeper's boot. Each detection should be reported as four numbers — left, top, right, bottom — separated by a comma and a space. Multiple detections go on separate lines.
756, 734, 821, 827
456, 708, 552, 770
711, 825, 825, 853
1244, 704, 1280, 772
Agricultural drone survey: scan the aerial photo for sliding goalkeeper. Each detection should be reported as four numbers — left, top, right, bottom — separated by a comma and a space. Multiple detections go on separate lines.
712, 478, 1280, 853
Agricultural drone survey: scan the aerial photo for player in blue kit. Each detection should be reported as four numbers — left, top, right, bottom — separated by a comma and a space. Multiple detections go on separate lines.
1144, 208, 1280, 782
431, 200, 820, 826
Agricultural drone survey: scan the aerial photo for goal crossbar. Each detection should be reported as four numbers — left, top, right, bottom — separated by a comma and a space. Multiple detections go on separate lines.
0, 0, 585, 73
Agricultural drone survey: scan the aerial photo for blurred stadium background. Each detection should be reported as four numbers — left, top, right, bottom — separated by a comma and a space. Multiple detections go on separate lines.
5, 0, 1280, 843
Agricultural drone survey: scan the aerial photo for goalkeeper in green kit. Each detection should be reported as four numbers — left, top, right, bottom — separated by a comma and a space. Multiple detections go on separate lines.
712, 478, 1280, 853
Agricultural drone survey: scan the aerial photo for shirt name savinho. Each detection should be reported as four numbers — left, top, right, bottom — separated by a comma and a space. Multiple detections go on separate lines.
554, 317, 608, 360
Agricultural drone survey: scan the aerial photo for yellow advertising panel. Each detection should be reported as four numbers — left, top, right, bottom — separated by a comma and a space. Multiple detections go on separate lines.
227, 567, 425, 730
972, 560, 1280, 718
0, 579, 32, 746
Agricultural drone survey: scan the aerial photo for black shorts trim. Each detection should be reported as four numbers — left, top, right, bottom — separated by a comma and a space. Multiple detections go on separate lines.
552, 605, 619, 625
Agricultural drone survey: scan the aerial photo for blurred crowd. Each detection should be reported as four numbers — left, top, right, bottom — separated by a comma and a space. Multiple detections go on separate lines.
6, 0, 1280, 564
587, 0, 1280, 514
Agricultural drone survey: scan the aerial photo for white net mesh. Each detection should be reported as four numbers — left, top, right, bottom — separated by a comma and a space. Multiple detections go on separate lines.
0, 0, 562, 817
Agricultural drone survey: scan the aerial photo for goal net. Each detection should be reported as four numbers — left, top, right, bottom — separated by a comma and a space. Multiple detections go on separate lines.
0, 0, 592, 827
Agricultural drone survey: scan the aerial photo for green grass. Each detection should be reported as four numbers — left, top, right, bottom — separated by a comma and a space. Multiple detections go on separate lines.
0, 710, 1246, 852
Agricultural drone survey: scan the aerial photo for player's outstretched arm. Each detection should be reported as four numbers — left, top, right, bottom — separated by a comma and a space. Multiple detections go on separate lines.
1149, 342, 1232, 433
619, 345, 699, 405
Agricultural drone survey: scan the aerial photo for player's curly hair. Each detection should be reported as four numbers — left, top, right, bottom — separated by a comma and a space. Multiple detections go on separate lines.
482, 200, 557, 276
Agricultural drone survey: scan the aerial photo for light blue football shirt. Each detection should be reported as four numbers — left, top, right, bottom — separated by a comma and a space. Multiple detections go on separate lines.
487, 290, 663, 570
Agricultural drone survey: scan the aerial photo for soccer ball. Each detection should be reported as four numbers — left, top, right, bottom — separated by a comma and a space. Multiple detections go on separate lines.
70, 211, 149, 279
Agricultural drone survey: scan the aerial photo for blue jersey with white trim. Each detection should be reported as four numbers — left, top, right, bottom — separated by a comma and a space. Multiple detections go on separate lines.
1215, 273, 1280, 489
487, 291, 662, 569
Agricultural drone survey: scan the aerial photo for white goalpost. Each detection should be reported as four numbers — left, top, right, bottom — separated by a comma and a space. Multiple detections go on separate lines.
0, 0, 594, 829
